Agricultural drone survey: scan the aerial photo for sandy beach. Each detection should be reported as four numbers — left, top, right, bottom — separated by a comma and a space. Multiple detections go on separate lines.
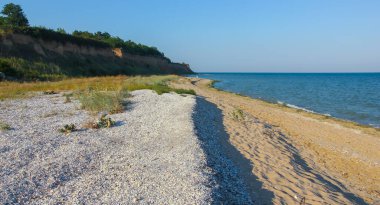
1, 1, 379, 204
172, 77, 380, 204
0, 89, 252, 204
0, 77, 379, 204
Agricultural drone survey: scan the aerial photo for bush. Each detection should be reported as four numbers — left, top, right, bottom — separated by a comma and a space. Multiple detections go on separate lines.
232, 108, 244, 121
0, 57, 66, 81
0, 121, 11, 131
2, 26, 165, 57
85, 114, 116, 129
58, 124, 76, 134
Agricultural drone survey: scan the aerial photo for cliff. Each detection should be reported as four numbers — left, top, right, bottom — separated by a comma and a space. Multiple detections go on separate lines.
0, 32, 193, 80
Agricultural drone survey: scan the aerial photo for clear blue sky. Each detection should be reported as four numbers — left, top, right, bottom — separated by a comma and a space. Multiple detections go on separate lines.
2, 0, 380, 72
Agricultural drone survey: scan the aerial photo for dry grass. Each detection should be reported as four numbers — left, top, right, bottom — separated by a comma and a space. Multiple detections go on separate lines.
77, 90, 128, 113
0, 75, 196, 100
0, 75, 195, 114
0, 75, 128, 99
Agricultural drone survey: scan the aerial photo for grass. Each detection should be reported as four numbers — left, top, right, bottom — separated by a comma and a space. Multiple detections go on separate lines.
0, 75, 195, 100
0, 75, 196, 113
0, 121, 11, 131
63, 93, 73, 103
77, 89, 128, 113
123, 76, 196, 95
232, 108, 244, 121
0, 75, 127, 99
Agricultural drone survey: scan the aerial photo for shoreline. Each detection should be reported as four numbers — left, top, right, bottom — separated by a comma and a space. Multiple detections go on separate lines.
172, 77, 380, 204
207, 78, 380, 135
1, 75, 379, 204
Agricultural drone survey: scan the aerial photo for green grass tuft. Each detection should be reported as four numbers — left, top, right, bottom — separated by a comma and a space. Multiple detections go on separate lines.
0, 121, 11, 131
76, 89, 128, 114
232, 108, 244, 121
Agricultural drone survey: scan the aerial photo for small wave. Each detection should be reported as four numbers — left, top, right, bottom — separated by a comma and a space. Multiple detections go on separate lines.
277, 101, 331, 117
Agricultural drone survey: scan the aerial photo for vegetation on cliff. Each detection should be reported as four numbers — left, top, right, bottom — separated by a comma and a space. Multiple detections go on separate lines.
0, 3, 193, 81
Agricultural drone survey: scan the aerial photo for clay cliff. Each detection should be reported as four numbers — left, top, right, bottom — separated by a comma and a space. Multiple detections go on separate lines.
0, 33, 193, 79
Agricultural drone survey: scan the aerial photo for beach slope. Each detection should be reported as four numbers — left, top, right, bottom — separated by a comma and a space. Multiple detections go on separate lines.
172, 77, 380, 204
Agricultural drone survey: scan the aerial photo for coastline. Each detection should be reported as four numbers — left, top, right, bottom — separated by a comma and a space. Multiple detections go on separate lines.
197, 73, 380, 131
207, 78, 380, 135
1, 75, 379, 204
172, 77, 380, 204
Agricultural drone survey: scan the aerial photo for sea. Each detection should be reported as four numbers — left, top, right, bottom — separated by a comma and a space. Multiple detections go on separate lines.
191, 73, 380, 128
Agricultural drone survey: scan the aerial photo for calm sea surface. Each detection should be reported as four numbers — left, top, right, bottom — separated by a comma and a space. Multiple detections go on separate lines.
192, 73, 380, 128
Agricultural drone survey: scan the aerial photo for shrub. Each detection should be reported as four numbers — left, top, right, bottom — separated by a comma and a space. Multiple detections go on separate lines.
59, 124, 76, 134
85, 114, 116, 129
0, 57, 66, 81
0, 121, 11, 131
232, 108, 244, 121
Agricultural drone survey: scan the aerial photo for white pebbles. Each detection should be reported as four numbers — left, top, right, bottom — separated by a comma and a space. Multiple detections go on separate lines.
0, 90, 251, 204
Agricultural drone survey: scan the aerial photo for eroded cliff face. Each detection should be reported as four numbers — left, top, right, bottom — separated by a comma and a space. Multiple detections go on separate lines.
0, 33, 193, 75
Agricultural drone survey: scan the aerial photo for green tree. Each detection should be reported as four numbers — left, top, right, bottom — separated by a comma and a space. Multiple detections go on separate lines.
94, 31, 111, 40
56, 28, 67, 34
1, 3, 29, 27
0, 16, 5, 26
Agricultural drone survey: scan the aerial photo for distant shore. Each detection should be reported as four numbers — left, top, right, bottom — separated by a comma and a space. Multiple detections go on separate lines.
172, 77, 380, 204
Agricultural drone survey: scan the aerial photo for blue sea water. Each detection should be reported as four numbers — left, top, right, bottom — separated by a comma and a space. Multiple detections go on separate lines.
192, 73, 380, 128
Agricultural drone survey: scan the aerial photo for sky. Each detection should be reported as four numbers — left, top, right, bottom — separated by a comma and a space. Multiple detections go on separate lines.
2, 0, 380, 72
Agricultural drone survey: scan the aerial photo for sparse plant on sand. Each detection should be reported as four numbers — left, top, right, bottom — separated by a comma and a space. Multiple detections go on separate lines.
42, 111, 58, 118
59, 124, 76, 134
64, 95, 71, 103
0, 121, 11, 131
63, 93, 73, 103
43, 90, 58, 95
232, 108, 244, 121
85, 114, 116, 129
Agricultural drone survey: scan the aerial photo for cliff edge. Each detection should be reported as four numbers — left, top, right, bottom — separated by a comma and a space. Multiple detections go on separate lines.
0, 32, 193, 80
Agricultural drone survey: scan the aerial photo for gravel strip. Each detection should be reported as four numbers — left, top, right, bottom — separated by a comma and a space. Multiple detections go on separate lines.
0, 90, 251, 204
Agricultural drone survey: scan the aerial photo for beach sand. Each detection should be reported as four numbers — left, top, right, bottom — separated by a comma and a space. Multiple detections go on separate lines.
0, 90, 253, 204
172, 77, 380, 204
1, 77, 379, 204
